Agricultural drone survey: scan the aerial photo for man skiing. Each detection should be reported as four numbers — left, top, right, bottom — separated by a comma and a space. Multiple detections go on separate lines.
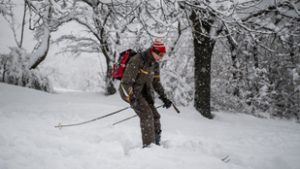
119, 38, 172, 147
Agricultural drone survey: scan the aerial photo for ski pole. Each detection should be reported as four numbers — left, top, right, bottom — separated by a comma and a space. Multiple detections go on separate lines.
112, 104, 180, 126
112, 105, 163, 126
112, 114, 138, 126
172, 104, 180, 113
55, 106, 131, 129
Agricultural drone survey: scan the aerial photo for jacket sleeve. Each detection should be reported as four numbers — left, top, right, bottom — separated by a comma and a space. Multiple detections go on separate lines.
152, 63, 167, 99
119, 55, 141, 102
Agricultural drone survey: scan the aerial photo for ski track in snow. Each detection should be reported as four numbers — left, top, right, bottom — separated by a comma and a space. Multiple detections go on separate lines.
0, 83, 300, 169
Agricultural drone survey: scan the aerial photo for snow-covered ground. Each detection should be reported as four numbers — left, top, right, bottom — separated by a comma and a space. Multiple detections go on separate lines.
0, 83, 299, 169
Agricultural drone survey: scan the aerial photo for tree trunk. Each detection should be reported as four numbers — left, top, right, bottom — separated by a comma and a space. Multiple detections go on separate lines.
190, 11, 215, 119
29, 33, 51, 70
29, 5, 52, 70
19, 2, 27, 48
231, 50, 240, 97
2, 63, 7, 82
100, 32, 116, 96
104, 57, 116, 95
225, 28, 240, 97
93, 6, 116, 95
101, 43, 116, 95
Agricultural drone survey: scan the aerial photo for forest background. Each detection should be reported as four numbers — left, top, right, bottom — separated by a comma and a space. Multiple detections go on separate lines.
0, 0, 299, 120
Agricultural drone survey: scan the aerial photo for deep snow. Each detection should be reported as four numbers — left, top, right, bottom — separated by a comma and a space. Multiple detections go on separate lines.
0, 83, 299, 169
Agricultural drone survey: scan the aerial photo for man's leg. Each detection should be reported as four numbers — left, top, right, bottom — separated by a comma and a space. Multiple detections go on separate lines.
132, 97, 155, 147
149, 104, 161, 145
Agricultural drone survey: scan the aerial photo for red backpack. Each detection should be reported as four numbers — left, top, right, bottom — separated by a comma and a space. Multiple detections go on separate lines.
112, 49, 137, 80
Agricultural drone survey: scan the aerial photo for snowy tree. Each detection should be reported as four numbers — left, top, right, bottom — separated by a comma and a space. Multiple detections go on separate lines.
0, 0, 53, 91
0, 0, 72, 91
52, 0, 143, 95
0, 0, 26, 48
208, 0, 300, 119
1, 0, 298, 119
26, 0, 75, 69
52, 0, 133, 95
53, 0, 180, 95
226, 0, 300, 119
162, 0, 300, 119
173, 0, 236, 119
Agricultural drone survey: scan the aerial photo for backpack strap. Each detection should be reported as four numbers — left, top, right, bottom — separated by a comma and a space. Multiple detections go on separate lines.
140, 51, 147, 65
133, 51, 149, 77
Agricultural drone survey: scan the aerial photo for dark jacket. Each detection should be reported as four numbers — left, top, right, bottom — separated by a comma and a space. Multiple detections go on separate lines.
119, 49, 166, 104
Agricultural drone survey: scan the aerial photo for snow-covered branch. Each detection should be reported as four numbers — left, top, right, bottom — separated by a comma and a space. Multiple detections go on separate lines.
53, 35, 101, 55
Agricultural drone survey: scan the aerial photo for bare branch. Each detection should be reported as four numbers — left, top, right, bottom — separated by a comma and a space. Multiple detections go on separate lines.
242, 1, 300, 22
53, 35, 99, 46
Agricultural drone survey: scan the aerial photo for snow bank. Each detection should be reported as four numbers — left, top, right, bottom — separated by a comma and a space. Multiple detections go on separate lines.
0, 83, 299, 169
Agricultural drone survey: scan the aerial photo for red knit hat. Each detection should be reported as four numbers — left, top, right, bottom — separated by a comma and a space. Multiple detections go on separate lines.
152, 38, 166, 53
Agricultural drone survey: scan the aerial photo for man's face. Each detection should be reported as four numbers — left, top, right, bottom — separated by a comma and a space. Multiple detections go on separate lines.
152, 49, 165, 62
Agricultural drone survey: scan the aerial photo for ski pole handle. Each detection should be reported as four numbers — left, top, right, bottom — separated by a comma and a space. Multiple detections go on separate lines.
172, 104, 180, 114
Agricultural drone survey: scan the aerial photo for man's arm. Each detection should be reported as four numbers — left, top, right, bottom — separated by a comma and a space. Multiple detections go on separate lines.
120, 55, 141, 102
152, 63, 166, 97
152, 63, 172, 108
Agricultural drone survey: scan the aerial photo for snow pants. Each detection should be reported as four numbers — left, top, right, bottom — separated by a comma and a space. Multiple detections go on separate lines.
131, 96, 161, 147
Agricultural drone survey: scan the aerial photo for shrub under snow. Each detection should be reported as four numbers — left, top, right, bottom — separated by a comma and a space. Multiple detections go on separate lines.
0, 47, 53, 92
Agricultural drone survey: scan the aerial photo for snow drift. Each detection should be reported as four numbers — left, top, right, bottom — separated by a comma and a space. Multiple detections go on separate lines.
0, 83, 299, 169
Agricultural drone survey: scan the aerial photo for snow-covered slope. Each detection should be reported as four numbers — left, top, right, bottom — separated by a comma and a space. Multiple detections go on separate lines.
0, 83, 299, 169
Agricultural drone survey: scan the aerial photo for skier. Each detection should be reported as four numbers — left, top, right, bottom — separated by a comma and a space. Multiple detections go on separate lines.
119, 38, 172, 147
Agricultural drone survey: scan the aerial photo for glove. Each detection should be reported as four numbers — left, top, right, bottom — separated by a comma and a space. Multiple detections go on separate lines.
160, 96, 172, 109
